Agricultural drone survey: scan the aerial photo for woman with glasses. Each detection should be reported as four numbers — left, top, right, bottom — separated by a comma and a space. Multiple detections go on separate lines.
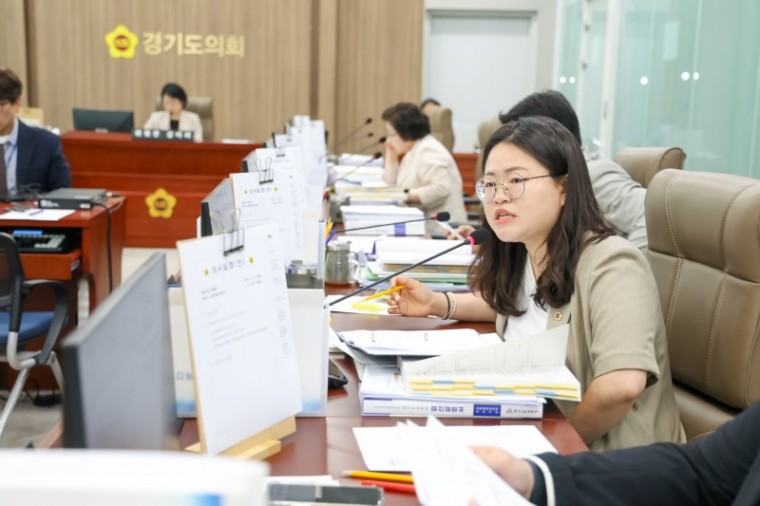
388, 117, 684, 451
381, 102, 467, 229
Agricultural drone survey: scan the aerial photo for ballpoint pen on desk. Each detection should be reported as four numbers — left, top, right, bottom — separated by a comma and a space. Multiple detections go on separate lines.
359, 284, 406, 302
360, 480, 416, 495
27, 209, 44, 216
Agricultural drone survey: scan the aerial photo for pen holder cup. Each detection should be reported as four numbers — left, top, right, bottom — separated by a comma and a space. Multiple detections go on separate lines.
325, 242, 359, 285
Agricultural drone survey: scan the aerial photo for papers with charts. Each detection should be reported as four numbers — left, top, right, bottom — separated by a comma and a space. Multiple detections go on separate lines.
401, 325, 582, 402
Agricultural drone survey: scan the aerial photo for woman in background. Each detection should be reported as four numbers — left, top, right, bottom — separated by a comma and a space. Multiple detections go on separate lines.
144, 83, 203, 142
381, 102, 467, 229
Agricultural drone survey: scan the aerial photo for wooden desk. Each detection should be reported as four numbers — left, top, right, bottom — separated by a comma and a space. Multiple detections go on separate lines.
61, 131, 262, 248
0, 198, 125, 310
0, 198, 126, 389
177, 308, 587, 505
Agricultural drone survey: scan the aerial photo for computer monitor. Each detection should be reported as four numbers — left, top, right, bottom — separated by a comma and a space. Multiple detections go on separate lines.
199, 177, 235, 237
62, 252, 179, 450
72, 108, 134, 133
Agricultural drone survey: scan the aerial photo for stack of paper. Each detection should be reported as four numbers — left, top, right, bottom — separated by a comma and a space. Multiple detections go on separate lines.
340, 205, 425, 236
360, 365, 544, 419
364, 237, 475, 282
401, 325, 582, 402
337, 328, 497, 356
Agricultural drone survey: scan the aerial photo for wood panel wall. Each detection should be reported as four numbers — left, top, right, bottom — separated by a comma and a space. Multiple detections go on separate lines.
0, 0, 29, 97
15, 0, 425, 147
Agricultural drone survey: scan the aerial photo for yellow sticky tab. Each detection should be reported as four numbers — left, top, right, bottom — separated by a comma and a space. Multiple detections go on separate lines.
350, 301, 385, 312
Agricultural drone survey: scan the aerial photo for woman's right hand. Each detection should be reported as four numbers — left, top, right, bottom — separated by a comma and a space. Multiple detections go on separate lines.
387, 276, 445, 317
384, 143, 399, 167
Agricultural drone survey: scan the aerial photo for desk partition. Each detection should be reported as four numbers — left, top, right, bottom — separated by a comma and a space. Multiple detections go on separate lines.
61, 132, 262, 248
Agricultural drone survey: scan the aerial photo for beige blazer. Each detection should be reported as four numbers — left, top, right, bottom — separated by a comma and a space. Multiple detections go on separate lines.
384, 135, 467, 228
496, 236, 685, 451
144, 110, 203, 143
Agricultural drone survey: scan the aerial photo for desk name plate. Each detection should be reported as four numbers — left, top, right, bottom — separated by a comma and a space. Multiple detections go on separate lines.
132, 128, 193, 142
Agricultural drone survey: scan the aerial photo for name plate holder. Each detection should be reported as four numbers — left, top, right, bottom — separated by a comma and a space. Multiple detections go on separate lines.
132, 127, 194, 142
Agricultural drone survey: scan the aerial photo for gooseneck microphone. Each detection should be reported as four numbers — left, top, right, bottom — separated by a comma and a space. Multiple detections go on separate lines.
328, 228, 491, 306
333, 152, 383, 183
334, 211, 451, 235
333, 117, 373, 151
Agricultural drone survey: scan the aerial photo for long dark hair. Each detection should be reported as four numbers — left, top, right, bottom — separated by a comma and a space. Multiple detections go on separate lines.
468, 116, 614, 315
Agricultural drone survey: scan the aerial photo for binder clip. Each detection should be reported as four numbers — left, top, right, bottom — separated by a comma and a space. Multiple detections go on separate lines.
254, 158, 275, 185
212, 208, 244, 256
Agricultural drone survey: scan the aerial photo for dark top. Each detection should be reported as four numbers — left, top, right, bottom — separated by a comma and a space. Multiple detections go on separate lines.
170, 119, 180, 131
531, 401, 760, 505
16, 121, 71, 195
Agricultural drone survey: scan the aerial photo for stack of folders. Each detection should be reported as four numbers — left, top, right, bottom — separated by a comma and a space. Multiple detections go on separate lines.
360, 364, 545, 419
366, 237, 475, 284
339, 328, 545, 419
340, 205, 425, 236
401, 325, 582, 404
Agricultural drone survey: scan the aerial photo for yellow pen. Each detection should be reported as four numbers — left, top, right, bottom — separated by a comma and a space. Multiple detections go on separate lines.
343, 470, 414, 484
360, 284, 406, 302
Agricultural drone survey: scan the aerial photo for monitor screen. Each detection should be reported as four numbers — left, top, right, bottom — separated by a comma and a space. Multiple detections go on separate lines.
72, 108, 134, 133
62, 252, 179, 450
200, 177, 235, 237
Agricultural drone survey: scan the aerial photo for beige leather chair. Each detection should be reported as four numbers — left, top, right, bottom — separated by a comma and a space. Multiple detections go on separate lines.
155, 96, 214, 141
422, 104, 455, 153
475, 116, 502, 180
614, 146, 686, 188
17, 107, 44, 127
646, 168, 760, 441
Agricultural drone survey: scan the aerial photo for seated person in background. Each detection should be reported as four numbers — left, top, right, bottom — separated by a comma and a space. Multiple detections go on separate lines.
144, 83, 203, 143
381, 102, 467, 230
420, 97, 441, 116
473, 400, 760, 505
0, 68, 71, 199
449, 91, 648, 253
388, 117, 685, 451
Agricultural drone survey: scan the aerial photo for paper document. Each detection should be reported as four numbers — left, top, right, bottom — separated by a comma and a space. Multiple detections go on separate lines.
354, 423, 556, 472
399, 418, 535, 506
177, 224, 302, 455
401, 325, 582, 401
337, 329, 499, 356
326, 295, 397, 316
0, 209, 76, 221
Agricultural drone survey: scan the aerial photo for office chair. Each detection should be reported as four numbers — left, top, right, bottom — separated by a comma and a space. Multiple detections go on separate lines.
0, 233, 68, 440
614, 146, 686, 188
646, 169, 760, 441
422, 104, 455, 153
155, 96, 215, 142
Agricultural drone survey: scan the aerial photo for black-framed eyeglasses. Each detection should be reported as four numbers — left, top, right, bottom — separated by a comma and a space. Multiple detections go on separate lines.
474, 174, 554, 203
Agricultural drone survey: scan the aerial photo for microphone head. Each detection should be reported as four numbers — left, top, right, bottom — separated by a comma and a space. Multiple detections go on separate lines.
468, 228, 491, 246
372, 151, 382, 160
365, 117, 373, 124
433, 212, 451, 222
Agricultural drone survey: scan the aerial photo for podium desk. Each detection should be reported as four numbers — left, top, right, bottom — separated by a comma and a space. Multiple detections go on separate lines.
61, 131, 262, 248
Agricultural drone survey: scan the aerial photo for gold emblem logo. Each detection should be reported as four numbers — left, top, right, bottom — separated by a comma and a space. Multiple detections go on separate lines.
145, 188, 177, 219
105, 25, 139, 59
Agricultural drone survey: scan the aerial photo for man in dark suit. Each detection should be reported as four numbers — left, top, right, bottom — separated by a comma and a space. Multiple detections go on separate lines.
474, 400, 760, 505
0, 67, 71, 200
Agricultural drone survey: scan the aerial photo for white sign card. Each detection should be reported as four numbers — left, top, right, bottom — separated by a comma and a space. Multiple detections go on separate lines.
177, 224, 302, 455
230, 168, 305, 264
